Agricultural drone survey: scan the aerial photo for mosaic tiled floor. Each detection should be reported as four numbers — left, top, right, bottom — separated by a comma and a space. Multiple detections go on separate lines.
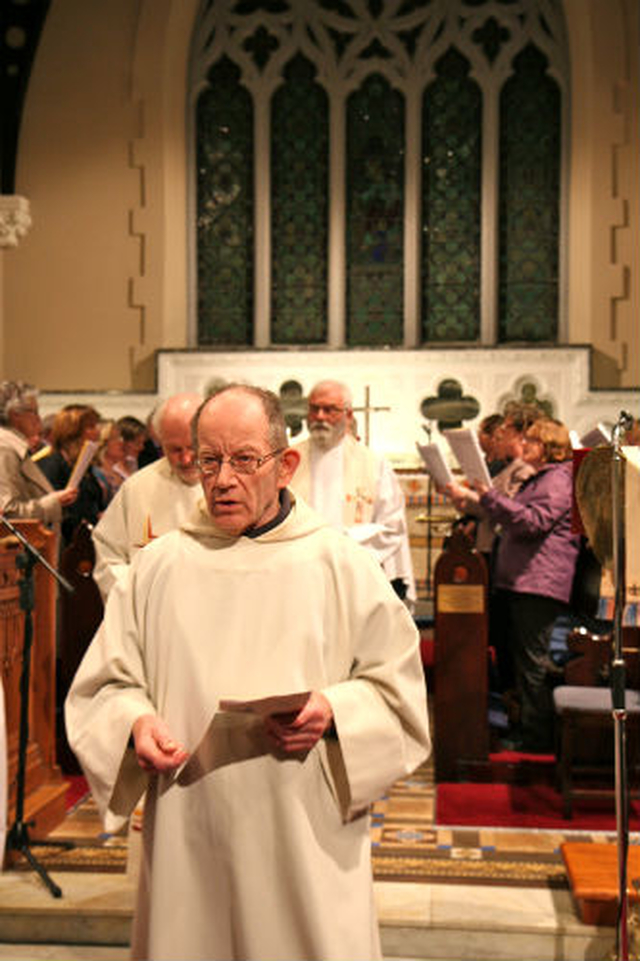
13, 761, 635, 888
370, 763, 633, 887
13, 795, 128, 874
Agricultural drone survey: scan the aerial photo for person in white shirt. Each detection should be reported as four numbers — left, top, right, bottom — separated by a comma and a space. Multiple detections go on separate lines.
290, 379, 415, 606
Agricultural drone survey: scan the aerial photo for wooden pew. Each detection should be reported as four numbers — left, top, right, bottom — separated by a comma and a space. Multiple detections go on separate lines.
1, 521, 67, 860
433, 529, 490, 781
56, 521, 104, 772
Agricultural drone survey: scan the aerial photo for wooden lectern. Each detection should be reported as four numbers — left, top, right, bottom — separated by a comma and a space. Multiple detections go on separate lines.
433, 529, 490, 781
1, 520, 67, 864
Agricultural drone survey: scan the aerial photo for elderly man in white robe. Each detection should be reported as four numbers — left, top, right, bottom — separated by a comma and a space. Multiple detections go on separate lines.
91, 392, 202, 599
291, 379, 416, 606
66, 384, 430, 961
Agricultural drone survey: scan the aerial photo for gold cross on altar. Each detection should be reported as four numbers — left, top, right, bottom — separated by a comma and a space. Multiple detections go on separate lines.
352, 386, 391, 446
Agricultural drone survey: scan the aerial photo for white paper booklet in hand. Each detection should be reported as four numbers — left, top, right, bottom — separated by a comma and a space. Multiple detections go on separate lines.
219, 691, 310, 718
67, 439, 100, 489
442, 428, 492, 487
416, 442, 454, 488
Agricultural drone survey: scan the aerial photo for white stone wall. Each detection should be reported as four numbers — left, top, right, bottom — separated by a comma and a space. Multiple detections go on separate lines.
40, 345, 639, 467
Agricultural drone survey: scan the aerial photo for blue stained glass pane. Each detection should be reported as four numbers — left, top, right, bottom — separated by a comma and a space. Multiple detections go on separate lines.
271, 55, 329, 343
196, 57, 254, 345
498, 44, 560, 342
422, 48, 482, 342
346, 74, 404, 345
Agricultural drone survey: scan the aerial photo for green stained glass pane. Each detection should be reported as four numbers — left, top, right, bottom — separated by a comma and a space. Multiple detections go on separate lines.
498, 44, 560, 342
346, 74, 404, 346
422, 48, 481, 342
271, 55, 328, 343
196, 57, 253, 345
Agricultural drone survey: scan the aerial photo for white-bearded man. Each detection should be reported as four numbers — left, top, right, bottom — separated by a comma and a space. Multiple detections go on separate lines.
291, 379, 416, 607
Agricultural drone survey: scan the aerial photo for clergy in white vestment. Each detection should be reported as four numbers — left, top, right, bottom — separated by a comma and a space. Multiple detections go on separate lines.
66, 384, 430, 961
290, 379, 416, 607
91, 392, 203, 599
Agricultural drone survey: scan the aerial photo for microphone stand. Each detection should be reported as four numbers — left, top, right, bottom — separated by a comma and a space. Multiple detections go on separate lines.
1, 516, 75, 899
610, 411, 633, 961
424, 422, 434, 600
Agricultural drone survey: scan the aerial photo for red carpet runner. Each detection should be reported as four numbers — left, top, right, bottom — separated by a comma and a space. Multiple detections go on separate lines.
436, 781, 640, 830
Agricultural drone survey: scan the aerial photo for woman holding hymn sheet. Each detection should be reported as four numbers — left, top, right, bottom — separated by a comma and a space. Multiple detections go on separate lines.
472, 417, 580, 752
38, 404, 107, 546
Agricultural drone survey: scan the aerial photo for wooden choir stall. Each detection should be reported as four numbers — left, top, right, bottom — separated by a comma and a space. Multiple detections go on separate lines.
1, 520, 67, 865
432, 529, 491, 782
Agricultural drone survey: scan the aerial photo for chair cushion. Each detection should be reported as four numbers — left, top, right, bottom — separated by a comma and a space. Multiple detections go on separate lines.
553, 686, 640, 714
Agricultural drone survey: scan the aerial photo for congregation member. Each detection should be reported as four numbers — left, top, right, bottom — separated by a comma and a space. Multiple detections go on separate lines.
116, 415, 148, 476
444, 405, 543, 556
92, 419, 127, 501
443, 405, 542, 693
442, 407, 542, 556
91, 392, 202, 598
66, 384, 430, 961
473, 417, 580, 752
0, 380, 77, 527
291, 379, 415, 606
137, 406, 162, 468
38, 404, 107, 546
477, 412, 507, 477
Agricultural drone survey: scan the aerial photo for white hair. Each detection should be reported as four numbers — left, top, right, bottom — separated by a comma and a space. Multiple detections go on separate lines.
0, 381, 39, 425
152, 392, 203, 441
309, 380, 353, 409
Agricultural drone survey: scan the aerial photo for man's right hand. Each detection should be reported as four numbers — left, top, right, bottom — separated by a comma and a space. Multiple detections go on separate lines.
131, 714, 189, 773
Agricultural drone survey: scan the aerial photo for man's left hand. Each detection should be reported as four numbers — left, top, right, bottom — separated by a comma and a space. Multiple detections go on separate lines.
263, 691, 334, 754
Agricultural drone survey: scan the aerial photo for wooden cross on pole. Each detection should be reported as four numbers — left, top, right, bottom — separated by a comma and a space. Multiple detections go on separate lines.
352, 385, 391, 446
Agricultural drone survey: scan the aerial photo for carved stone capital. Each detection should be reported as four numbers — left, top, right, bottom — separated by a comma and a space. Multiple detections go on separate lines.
0, 195, 32, 248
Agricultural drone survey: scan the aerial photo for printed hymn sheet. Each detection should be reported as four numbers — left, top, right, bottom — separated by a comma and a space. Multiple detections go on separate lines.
416, 442, 454, 488
67, 439, 100, 489
219, 691, 311, 718
442, 428, 492, 487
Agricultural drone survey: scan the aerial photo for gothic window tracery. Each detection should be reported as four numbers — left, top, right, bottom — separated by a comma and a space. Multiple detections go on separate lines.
190, 0, 568, 348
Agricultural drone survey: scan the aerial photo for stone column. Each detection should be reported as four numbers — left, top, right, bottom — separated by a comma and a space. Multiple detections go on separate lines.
0, 196, 32, 248
0, 196, 32, 376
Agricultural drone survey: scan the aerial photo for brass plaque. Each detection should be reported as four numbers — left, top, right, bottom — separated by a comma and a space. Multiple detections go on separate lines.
437, 584, 485, 614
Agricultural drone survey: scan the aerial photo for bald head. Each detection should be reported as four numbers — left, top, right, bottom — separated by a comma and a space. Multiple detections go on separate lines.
195, 386, 299, 535
156, 392, 202, 485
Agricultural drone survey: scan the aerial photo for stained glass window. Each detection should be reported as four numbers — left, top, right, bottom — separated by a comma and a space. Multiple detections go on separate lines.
196, 57, 254, 345
346, 74, 404, 345
422, 48, 482, 342
191, 1, 568, 348
271, 55, 328, 343
498, 45, 561, 342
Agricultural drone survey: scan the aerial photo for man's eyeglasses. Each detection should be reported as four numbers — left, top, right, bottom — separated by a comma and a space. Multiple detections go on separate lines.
308, 404, 346, 417
196, 448, 285, 477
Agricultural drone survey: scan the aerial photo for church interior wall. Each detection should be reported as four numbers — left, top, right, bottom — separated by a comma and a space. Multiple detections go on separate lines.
3, 0, 142, 390
565, 0, 639, 389
0, 0, 638, 416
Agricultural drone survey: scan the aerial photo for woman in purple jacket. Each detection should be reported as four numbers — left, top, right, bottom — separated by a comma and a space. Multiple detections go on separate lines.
477, 418, 580, 752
